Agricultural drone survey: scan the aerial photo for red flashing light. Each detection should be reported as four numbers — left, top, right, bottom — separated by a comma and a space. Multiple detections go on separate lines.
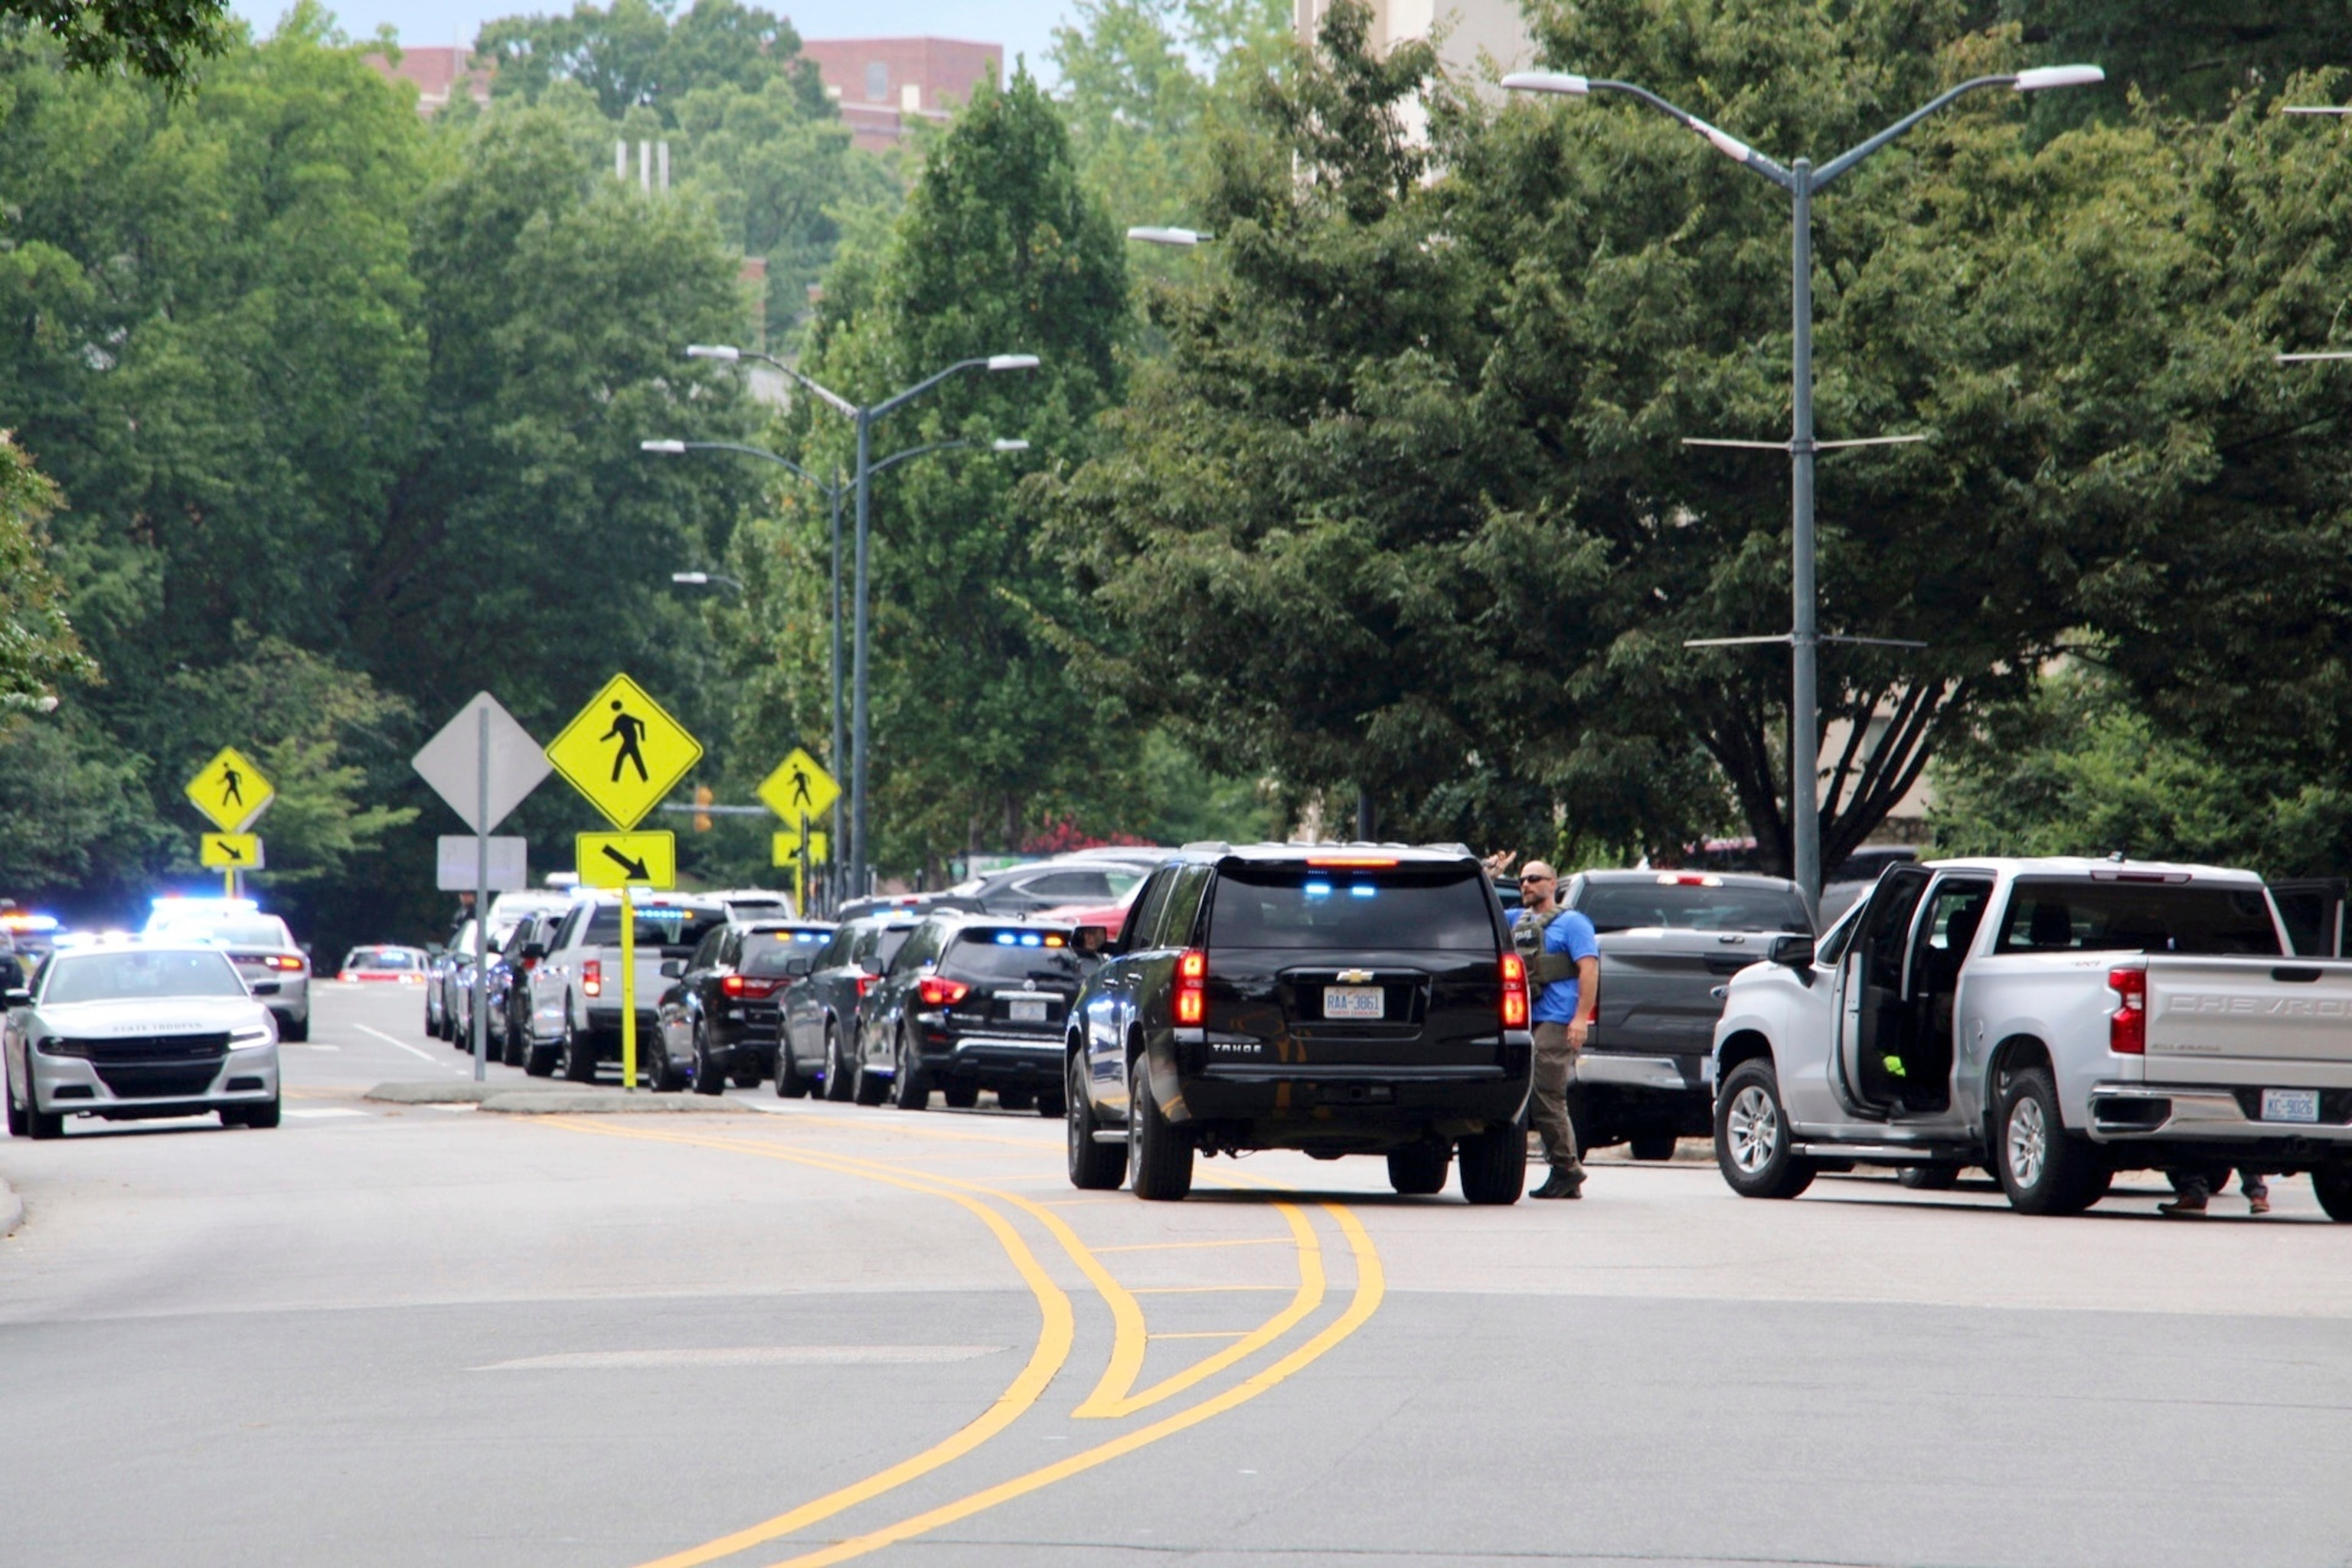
1174, 949, 1207, 1025
917, 976, 971, 1008
583, 959, 602, 998
1500, 952, 1529, 1029
1306, 856, 1398, 867
2109, 966, 2146, 1055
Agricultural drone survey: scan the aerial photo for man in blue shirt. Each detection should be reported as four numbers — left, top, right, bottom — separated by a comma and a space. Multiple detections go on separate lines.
1514, 862, 1602, 1200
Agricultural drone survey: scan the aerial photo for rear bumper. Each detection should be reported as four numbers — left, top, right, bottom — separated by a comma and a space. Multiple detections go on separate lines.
1571, 1051, 1712, 1138
916, 1033, 1062, 1083
1170, 1060, 1531, 1129
2087, 1082, 2352, 1158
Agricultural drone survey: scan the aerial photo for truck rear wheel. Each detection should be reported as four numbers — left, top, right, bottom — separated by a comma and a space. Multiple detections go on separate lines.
1455, 1122, 1525, 1204
1628, 1133, 1677, 1162
1067, 1053, 1129, 1191
1128, 1060, 1193, 1201
1713, 1060, 1815, 1200
2311, 1165, 2352, 1223
1994, 1067, 2110, 1216
1387, 1142, 1451, 1195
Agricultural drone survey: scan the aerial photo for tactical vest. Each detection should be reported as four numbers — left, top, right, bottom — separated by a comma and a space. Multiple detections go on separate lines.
1511, 905, 1579, 985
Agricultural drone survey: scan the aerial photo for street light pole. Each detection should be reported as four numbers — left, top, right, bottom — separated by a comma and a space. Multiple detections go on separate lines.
1504, 63, 2102, 904
684, 345, 1039, 897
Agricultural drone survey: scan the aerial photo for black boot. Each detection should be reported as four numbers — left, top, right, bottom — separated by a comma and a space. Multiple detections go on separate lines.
1530, 1168, 1583, 1200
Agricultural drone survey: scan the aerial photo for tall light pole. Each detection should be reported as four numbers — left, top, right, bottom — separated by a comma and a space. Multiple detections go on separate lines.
1504, 63, 2102, 905
645, 395, 1034, 897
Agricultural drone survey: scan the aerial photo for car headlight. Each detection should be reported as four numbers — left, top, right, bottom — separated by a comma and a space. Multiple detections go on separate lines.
230, 1027, 274, 1047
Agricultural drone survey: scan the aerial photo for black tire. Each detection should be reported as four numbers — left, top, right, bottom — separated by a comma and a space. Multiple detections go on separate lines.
560, 1015, 598, 1084
239, 1095, 282, 1130
1456, 1122, 1525, 1204
1035, 1086, 1066, 1119
1713, 1059, 1816, 1200
644, 1033, 684, 1093
5, 1068, 25, 1138
1628, 1132, 1677, 1162
524, 1029, 558, 1078
1387, 1142, 1452, 1195
279, 1012, 309, 1044
1127, 1057, 1193, 1201
1993, 1067, 2111, 1216
691, 1027, 724, 1096
851, 1037, 888, 1106
2312, 1165, 2352, 1223
998, 1084, 1036, 1112
774, 1040, 808, 1099
501, 1019, 523, 1069
942, 1085, 978, 1109
1066, 1050, 1128, 1191
1896, 1164, 1962, 1191
732, 1066, 763, 1090
890, 1030, 927, 1110
25, 1080, 62, 1140
821, 1024, 854, 1102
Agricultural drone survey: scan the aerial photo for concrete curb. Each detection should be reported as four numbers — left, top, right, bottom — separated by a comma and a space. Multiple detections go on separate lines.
364, 1081, 505, 1105
0, 1176, 21, 1239
479, 1090, 755, 1116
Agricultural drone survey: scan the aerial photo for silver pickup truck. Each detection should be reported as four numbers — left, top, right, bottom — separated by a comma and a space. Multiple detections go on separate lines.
1709, 855, 2352, 1219
521, 893, 729, 1083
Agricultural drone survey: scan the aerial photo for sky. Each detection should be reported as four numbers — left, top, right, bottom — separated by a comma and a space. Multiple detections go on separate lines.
229, 0, 1077, 83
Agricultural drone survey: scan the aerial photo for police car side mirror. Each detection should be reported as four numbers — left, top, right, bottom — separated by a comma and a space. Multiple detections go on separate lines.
1769, 935, 1815, 975
521, 942, 547, 962
659, 959, 685, 978
1073, 924, 1109, 955
784, 954, 814, 978
2, 987, 28, 1008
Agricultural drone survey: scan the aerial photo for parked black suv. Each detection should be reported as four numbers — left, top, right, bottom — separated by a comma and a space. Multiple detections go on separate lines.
655, 920, 835, 1095
1560, 870, 1812, 1160
780, 914, 922, 1101
853, 915, 1091, 1112
1064, 844, 1533, 1202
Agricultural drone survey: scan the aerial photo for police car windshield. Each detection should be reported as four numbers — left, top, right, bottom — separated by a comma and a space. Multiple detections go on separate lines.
46, 949, 248, 1004
1574, 881, 1811, 935
1208, 866, 1495, 950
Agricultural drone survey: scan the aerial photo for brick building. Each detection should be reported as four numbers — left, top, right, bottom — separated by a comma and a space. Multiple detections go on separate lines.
363, 46, 492, 116
797, 38, 1002, 152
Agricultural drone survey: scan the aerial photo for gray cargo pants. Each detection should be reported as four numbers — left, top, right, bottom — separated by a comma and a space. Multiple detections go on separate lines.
1529, 1021, 1586, 1175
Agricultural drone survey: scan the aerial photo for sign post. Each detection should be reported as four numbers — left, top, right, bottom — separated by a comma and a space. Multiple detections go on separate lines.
413, 694, 552, 1082
186, 748, 274, 899
545, 675, 701, 1091
757, 749, 840, 918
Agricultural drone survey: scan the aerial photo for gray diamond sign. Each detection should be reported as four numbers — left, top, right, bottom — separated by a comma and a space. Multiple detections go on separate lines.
412, 692, 551, 834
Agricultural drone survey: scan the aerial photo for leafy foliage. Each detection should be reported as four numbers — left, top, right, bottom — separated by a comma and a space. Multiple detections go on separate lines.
6, 0, 227, 87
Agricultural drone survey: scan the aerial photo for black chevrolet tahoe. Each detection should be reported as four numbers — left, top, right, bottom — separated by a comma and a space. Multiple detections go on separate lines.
1063, 844, 1534, 1203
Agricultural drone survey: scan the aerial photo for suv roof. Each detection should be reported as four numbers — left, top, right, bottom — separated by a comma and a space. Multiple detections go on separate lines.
1579, 868, 1803, 891
1176, 841, 1479, 866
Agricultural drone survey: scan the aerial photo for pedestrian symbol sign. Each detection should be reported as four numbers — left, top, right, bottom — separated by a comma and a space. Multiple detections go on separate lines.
186, 747, 273, 832
577, 831, 677, 890
756, 748, 839, 823
545, 675, 703, 830
199, 833, 263, 870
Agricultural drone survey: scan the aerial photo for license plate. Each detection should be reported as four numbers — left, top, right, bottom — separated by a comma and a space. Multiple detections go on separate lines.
1323, 985, 1383, 1021
1008, 998, 1050, 1023
2261, 1088, 2321, 1124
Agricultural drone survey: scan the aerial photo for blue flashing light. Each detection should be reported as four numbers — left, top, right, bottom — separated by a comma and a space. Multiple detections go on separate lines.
1303, 881, 1333, 899
995, 933, 1018, 945
1350, 884, 1377, 898
1021, 933, 1041, 946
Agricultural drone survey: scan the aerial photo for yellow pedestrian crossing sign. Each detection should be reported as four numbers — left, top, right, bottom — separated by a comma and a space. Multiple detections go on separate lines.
773, 829, 830, 867
757, 748, 839, 823
577, 831, 677, 890
545, 674, 702, 831
186, 747, 273, 832
199, 833, 263, 870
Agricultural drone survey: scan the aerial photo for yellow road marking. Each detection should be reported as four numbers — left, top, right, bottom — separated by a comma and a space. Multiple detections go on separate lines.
1093, 1236, 1292, 1253
534, 1119, 1075, 1568
761, 1201, 1387, 1568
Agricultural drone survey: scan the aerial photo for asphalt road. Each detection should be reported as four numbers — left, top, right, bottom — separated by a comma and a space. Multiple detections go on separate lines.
4, 981, 2350, 1568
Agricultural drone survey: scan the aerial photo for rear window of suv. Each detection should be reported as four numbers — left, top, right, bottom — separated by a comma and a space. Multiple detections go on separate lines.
583, 905, 728, 952
945, 929, 1087, 982
1207, 864, 1498, 950
1574, 879, 1811, 935
1993, 878, 2282, 956
741, 928, 831, 975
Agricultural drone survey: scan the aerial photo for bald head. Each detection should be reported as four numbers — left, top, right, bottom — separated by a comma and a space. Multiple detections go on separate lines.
1520, 861, 1558, 912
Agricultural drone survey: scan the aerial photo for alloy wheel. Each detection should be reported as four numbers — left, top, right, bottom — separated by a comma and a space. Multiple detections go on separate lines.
2007, 1095, 2048, 1189
1725, 1084, 1779, 1175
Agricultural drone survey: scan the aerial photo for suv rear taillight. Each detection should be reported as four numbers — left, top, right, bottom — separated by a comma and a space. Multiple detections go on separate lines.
2109, 966, 2146, 1054
583, 959, 602, 998
724, 974, 782, 999
855, 973, 878, 998
1500, 953, 1529, 1029
917, 976, 970, 1008
1174, 949, 1207, 1025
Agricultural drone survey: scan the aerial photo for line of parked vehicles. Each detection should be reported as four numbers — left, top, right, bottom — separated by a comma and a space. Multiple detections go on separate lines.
405, 840, 2352, 1219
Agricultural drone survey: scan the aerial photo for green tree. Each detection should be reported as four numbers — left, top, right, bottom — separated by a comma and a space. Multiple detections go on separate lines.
477, 0, 826, 122
10, 0, 228, 87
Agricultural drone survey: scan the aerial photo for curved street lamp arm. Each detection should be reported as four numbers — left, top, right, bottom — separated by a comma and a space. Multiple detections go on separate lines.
869, 438, 972, 479
872, 358, 992, 422
1589, 80, 1795, 188
1814, 75, 2018, 188
677, 440, 837, 495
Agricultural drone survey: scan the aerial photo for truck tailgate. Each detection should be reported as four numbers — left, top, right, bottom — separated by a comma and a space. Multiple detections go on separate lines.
2145, 957, 2352, 1078
1592, 930, 1763, 1055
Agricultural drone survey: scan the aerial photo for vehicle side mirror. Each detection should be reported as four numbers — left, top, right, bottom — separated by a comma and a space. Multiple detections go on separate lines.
3, 987, 28, 1007
426, 943, 446, 957
521, 942, 546, 961
659, 959, 684, 978
1073, 925, 1109, 956
785, 954, 813, 977
860, 958, 883, 976
1769, 935, 1815, 970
